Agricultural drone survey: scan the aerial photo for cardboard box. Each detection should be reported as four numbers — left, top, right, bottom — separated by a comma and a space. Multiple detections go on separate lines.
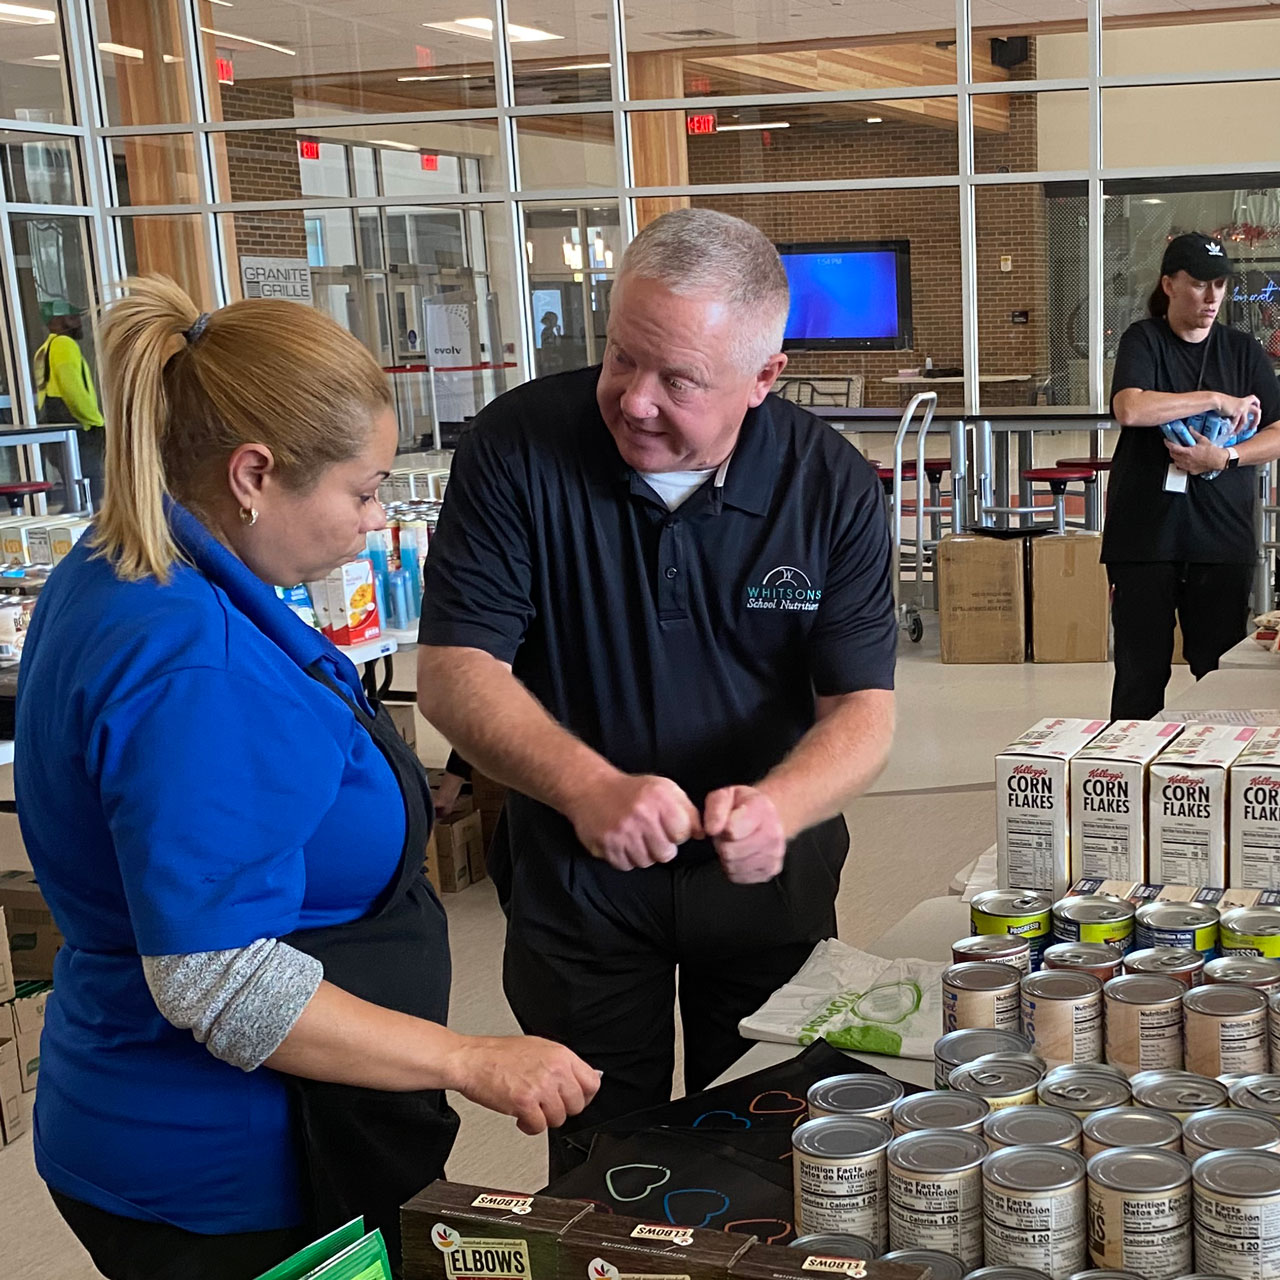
731, 1243, 925, 1280
1067, 878, 1280, 909
7, 981, 48, 1092
1230, 726, 1280, 889
0, 907, 15, 1006
1149, 724, 1257, 887
560, 1213, 752, 1280
0, 871, 62, 981
0, 1034, 25, 1144
1070, 720, 1183, 884
424, 829, 441, 894
938, 534, 1026, 664
996, 718, 1108, 896
427, 767, 475, 817
1029, 532, 1109, 663
388, 703, 418, 752
434, 811, 482, 893
401, 1180, 594, 1280
48, 520, 89, 565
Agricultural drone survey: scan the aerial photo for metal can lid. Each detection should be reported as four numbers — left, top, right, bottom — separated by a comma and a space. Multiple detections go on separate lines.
1069, 1272, 1145, 1280
1104, 973, 1186, 1005
1194, 1148, 1280, 1197
1054, 894, 1135, 924
1136, 901, 1219, 928
1087, 1145, 1191, 1192
1205, 956, 1280, 984
1044, 943, 1124, 969
1228, 1074, 1280, 1112
965, 1270, 1052, 1280
893, 1091, 990, 1132
793, 1115, 892, 1159
955, 934, 1029, 957
889, 1128, 988, 1173
951, 1059, 1043, 1097
1184, 983, 1267, 1016
1038, 1071, 1131, 1111
972, 890, 1053, 917
1022, 969, 1103, 999
1173, 1275, 1246, 1280
1132, 1071, 1229, 1111
971, 1051, 1048, 1076
1183, 1107, 1280, 1151
807, 1074, 905, 1115
944, 962, 1023, 992
1044, 1062, 1128, 1085
882, 1252, 964, 1280
936, 1028, 1033, 1065
790, 1234, 879, 1259
984, 1105, 1081, 1148
983, 1144, 1087, 1192
1125, 947, 1204, 974
1221, 906, 1280, 936
1082, 1105, 1182, 1149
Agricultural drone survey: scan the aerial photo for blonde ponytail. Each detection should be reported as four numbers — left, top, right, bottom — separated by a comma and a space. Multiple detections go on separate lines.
92, 275, 391, 583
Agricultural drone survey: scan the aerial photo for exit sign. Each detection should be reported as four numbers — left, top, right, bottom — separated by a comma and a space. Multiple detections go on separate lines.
420, 152, 439, 171
298, 139, 320, 160
215, 55, 234, 85
686, 112, 717, 136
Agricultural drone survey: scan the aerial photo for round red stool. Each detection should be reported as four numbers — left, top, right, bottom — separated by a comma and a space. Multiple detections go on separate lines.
1056, 456, 1110, 530
0, 481, 52, 516
1022, 466, 1096, 534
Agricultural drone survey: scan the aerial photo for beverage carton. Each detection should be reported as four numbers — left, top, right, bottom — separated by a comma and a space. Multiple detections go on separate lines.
1230, 725, 1280, 889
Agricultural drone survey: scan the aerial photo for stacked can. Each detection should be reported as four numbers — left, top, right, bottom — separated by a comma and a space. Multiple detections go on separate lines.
1052, 896, 1135, 954
1103, 974, 1185, 1075
954, 935, 1033, 977
1021, 971, 1104, 1069
1038, 1066, 1132, 1118
1133, 902, 1219, 959
983, 1146, 1088, 1280
944, 963, 1024, 1035
892, 1091, 989, 1137
1044, 944, 1125, 984
1122, 948, 1205, 990
1220, 906, 1280, 959
882, 1250, 965, 1280
1130, 1070, 1229, 1119
1081, 1107, 1182, 1160
1181, 1108, 1280, 1161
1085, 1147, 1193, 1280
887, 1129, 987, 1267
1182, 984, 1270, 1077
1205, 955, 1280, 992
983, 1105, 1082, 1153
935, 1029, 1035, 1091
951, 1055, 1047, 1111
1192, 1149, 1280, 1280
807, 1075, 904, 1122
971, 892, 1054, 970
792, 1115, 892, 1249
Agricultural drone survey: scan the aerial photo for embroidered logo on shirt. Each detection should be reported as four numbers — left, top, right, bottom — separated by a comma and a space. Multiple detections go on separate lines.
745, 565, 822, 612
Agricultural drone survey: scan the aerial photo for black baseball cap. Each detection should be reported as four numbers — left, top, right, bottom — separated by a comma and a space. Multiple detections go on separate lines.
1161, 232, 1234, 281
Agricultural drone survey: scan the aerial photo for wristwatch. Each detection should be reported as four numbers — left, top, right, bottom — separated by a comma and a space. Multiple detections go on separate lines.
1226, 446, 1241, 470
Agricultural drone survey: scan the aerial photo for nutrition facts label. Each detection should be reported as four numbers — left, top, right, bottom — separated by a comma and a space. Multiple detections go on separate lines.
1242, 834, 1280, 889
797, 1158, 887, 1246
1004, 820, 1054, 894
889, 1172, 983, 1268
1195, 1192, 1280, 1280
1216, 1019, 1270, 1074
1088, 1185, 1192, 1278
1155, 831, 1211, 885
1023, 998, 1103, 1068
984, 1182, 1086, 1278
1136, 1006, 1185, 1070
1079, 822, 1134, 880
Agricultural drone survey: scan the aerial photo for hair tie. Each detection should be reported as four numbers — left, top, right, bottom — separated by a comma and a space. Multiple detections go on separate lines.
184, 312, 210, 345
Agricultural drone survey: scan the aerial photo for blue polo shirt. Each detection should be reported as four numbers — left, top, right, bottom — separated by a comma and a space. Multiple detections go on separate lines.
14, 505, 405, 1233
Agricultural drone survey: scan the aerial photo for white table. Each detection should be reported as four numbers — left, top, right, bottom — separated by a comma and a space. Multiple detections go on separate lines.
880, 375, 1030, 386
712, 895, 969, 1090
1219, 633, 1280, 670
1162, 666, 1280, 716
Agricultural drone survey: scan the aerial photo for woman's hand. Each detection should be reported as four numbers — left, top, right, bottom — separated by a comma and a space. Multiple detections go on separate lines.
433, 770, 466, 819
1165, 429, 1230, 476
443, 1034, 601, 1134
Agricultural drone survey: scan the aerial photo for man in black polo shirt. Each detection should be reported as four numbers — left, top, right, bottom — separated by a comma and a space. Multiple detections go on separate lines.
1106, 232, 1280, 719
418, 208, 896, 1170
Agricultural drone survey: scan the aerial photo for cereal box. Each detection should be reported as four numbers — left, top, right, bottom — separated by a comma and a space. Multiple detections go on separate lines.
323, 559, 380, 646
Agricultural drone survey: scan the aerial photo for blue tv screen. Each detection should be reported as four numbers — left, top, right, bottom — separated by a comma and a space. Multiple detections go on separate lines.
777, 241, 912, 351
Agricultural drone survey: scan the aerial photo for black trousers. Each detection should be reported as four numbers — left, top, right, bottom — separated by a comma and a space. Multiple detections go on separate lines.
1108, 560, 1255, 721
50, 1189, 310, 1280
498, 815, 847, 1180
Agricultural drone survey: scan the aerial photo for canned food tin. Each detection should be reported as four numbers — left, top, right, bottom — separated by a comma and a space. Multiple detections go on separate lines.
882, 1250, 965, 1280
949, 1058, 1044, 1111
954, 934, 1033, 977
944, 962, 1024, 1035
983, 1145, 1088, 1280
966, 1270, 1054, 1280
1182, 1107, 1280, 1162
1052, 896, 1136, 952
808, 1075, 906, 1122
1183, 984, 1269, 1077
935, 1029, 1035, 1091
892, 1090, 989, 1137
1229, 1073, 1280, 1115
1123, 948, 1205, 990
1220, 906, 1280, 959
1081, 1106, 1183, 1160
1038, 1068, 1133, 1118
1134, 901, 1220, 958
887, 1129, 987, 1267
1131, 1070, 1230, 1119
1044, 1062, 1130, 1085
972, 891, 1054, 967
1069, 1272, 1144, 1280
1204, 955, 1280, 992
792, 1116, 892, 1246
1192, 1149, 1280, 1280
789, 1233, 879, 1259
1103, 974, 1185, 1075
1172, 1275, 1239, 1280
1043, 944, 1125, 985
1022, 971, 1104, 1068
983, 1105, 1082, 1153
1085, 1147, 1193, 1280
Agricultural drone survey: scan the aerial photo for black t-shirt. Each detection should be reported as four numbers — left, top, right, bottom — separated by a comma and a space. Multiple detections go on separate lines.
1102, 317, 1280, 564
419, 365, 896, 818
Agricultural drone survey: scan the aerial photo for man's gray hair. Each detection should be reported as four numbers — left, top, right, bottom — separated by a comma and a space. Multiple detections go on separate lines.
619, 208, 790, 374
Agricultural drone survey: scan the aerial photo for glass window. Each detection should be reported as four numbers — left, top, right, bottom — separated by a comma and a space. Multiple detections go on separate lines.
116, 214, 212, 302
108, 134, 200, 206
979, 0, 1089, 82
634, 102, 960, 188
516, 115, 616, 190
201, 0, 498, 121
975, 91, 1089, 174
94, 0, 192, 127
509, 0, 612, 107
1103, 4, 1280, 79
523, 203, 622, 376
0, 2, 71, 125
0, 132, 80, 205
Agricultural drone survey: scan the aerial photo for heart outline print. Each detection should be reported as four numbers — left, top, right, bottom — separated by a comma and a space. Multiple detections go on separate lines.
724, 1219, 792, 1245
605, 1164, 671, 1202
662, 1188, 730, 1228
692, 1110, 752, 1129
749, 1091, 806, 1115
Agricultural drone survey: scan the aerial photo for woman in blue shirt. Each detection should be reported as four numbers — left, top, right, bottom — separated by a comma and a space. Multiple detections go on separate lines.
15, 276, 599, 1280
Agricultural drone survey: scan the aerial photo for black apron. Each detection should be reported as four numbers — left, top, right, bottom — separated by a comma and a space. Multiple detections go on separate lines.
283, 664, 459, 1269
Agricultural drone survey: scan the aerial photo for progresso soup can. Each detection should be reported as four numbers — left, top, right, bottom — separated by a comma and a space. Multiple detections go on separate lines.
972, 891, 1054, 969
1220, 906, 1280, 959
1134, 901, 1219, 958
1204, 955, 1280, 993
1052, 896, 1135, 953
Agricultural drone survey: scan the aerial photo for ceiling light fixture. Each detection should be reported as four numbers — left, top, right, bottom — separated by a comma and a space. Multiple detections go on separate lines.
99, 41, 143, 59
31, 52, 60, 60
397, 72, 476, 82
715, 120, 790, 132
0, 3, 54, 24
866, 116, 883, 123
369, 138, 420, 151
424, 17, 562, 42
537, 61, 611, 71
208, 0, 233, 6
200, 27, 296, 55
1141, 197, 1164, 204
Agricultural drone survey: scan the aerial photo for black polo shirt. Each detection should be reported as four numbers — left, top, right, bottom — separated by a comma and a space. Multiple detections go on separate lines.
418, 366, 896, 811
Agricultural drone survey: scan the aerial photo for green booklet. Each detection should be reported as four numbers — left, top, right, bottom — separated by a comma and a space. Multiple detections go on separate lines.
253, 1220, 394, 1280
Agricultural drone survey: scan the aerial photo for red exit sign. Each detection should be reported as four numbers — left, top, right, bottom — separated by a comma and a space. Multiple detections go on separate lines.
686, 112, 717, 136
298, 139, 320, 160
215, 55, 234, 85
420, 152, 439, 171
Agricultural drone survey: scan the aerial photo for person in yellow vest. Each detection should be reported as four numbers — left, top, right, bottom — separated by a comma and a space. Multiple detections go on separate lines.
34, 305, 105, 505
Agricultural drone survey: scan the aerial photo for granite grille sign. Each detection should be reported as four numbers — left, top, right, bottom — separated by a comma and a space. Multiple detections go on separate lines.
240, 256, 313, 303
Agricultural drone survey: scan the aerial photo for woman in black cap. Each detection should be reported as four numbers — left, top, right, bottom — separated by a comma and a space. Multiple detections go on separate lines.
1105, 232, 1280, 719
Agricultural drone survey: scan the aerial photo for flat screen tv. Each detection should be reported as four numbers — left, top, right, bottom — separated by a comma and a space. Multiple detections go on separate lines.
776, 240, 912, 351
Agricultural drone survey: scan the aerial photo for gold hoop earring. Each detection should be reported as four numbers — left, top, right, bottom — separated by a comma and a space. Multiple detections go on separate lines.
239, 506, 258, 526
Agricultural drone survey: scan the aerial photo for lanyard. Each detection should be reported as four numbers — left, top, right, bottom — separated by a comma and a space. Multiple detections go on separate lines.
1195, 324, 1213, 392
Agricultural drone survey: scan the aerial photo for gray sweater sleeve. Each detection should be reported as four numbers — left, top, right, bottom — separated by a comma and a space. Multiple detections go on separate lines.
142, 938, 324, 1072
